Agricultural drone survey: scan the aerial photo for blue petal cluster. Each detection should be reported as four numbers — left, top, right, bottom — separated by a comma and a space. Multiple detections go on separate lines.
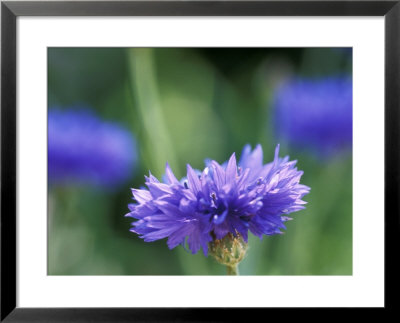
126, 144, 310, 255
273, 76, 352, 157
48, 108, 137, 187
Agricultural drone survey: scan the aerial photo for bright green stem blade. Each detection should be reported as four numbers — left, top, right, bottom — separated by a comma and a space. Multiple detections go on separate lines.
127, 48, 178, 176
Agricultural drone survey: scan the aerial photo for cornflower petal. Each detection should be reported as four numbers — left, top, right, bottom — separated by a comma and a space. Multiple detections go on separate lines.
164, 162, 180, 185
187, 164, 202, 195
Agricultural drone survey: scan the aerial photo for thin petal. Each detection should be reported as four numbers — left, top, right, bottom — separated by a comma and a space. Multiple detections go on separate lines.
131, 189, 152, 204
240, 144, 263, 170
147, 182, 173, 198
225, 153, 237, 185
211, 161, 225, 189
153, 200, 182, 218
165, 162, 179, 185
187, 164, 202, 195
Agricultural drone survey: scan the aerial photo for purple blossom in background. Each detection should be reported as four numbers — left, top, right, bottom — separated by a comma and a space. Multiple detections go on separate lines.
48, 108, 137, 187
273, 76, 352, 157
126, 144, 310, 255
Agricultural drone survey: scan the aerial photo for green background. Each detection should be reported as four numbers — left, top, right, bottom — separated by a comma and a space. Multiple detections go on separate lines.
48, 48, 352, 275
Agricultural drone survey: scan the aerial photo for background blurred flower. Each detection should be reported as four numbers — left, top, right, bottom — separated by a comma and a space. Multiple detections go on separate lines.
48, 107, 137, 187
273, 76, 352, 157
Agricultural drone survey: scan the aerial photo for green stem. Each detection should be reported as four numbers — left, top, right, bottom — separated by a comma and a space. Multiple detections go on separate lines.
127, 48, 178, 176
226, 264, 239, 275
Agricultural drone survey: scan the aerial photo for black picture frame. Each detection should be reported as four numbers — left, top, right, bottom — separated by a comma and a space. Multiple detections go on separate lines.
1, 1, 399, 321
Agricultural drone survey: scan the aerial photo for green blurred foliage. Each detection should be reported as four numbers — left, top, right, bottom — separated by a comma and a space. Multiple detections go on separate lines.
48, 47, 352, 275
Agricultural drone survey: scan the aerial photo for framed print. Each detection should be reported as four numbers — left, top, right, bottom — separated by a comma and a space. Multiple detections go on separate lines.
1, 0, 399, 321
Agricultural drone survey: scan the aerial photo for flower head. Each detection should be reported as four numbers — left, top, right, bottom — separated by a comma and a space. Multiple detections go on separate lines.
126, 144, 309, 255
48, 107, 137, 187
273, 76, 352, 157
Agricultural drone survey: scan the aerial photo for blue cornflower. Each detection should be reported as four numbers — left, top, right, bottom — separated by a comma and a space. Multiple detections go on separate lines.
126, 144, 309, 256
48, 108, 137, 187
273, 76, 352, 157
